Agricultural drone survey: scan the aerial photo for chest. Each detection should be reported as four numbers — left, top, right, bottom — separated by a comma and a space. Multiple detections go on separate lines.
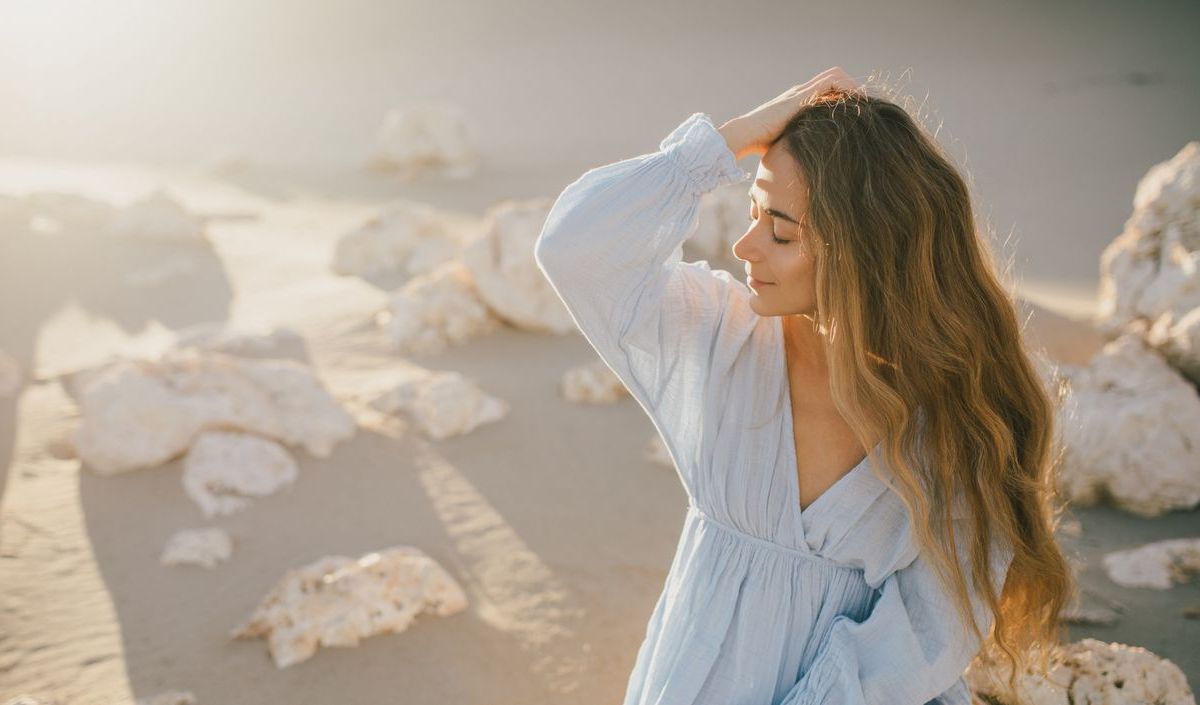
787, 381, 872, 512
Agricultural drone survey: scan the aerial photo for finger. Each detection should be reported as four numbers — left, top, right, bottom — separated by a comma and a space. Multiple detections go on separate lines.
795, 67, 840, 91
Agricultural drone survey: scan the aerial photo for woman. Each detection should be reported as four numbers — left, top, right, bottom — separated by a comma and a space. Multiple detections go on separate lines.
534, 67, 1073, 705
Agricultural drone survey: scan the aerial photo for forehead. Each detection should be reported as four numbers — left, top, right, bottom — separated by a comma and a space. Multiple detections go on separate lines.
752, 145, 807, 208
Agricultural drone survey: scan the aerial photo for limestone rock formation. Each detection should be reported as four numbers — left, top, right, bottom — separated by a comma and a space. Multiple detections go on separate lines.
1147, 306, 1200, 385
462, 197, 578, 334
62, 348, 356, 475
689, 181, 751, 263
17, 189, 205, 241
110, 189, 206, 242
231, 546, 469, 669
966, 638, 1195, 705
1061, 603, 1122, 627
332, 200, 466, 278
183, 431, 298, 517
1102, 537, 1200, 590
561, 359, 629, 404
171, 323, 307, 361
161, 527, 234, 568
378, 260, 500, 354
123, 256, 200, 289
369, 103, 479, 179
1054, 332, 1200, 516
23, 191, 117, 233
369, 368, 508, 440
1096, 141, 1200, 385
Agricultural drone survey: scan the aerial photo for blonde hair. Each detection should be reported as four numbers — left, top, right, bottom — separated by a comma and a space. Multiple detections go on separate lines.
771, 77, 1074, 697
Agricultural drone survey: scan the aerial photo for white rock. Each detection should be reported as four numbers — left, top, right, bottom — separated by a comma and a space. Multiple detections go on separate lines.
135, 691, 197, 705
123, 255, 199, 288
18, 188, 207, 243
24, 191, 118, 233
1147, 306, 1200, 384
1056, 517, 1083, 538
1061, 603, 1121, 626
183, 431, 298, 517
161, 527, 234, 568
1102, 537, 1200, 589
1061, 567, 1127, 627
62, 348, 356, 475
369, 368, 508, 440
1096, 142, 1200, 383
0, 350, 21, 398
561, 359, 629, 404
688, 181, 751, 263
109, 189, 206, 242
369, 102, 479, 179
231, 546, 469, 669
378, 259, 500, 354
645, 435, 673, 468
462, 197, 578, 334
171, 323, 306, 360
332, 200, 465, 278
1055, 332, 1200, 516
967, 638, 1195, 705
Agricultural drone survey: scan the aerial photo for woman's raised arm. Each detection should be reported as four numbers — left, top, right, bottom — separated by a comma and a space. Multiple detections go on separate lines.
533, 112, 750, 444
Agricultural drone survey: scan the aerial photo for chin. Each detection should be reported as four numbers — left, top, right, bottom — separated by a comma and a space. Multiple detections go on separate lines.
746, 295, 778, 317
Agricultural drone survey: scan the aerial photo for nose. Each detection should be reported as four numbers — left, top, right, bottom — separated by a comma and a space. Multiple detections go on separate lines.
731, 226, 760, 263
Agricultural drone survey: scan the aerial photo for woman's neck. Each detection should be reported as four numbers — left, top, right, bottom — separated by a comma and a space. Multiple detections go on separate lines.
783, 313, 829, 378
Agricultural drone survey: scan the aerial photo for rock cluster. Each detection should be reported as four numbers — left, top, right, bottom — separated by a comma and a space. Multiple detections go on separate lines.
369, 102, 480, 180
231, 546, 469, 669
369, 367, 508, 440
4, 188, 205, 241
967, 638, 1195, 705
1053, 142, 1200, 515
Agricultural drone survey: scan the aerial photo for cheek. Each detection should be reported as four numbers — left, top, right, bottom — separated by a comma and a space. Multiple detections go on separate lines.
774, 250, 813, 289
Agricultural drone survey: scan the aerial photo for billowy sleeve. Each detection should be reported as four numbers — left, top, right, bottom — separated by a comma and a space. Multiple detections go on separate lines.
533, 112, 751, 433
778, 518, 1015, 705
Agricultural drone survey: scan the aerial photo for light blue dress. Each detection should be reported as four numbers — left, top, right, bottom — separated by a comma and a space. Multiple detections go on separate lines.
533, 111, 1014, 705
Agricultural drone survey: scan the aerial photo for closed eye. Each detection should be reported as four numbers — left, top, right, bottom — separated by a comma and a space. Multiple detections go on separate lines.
747, 212, 793, 245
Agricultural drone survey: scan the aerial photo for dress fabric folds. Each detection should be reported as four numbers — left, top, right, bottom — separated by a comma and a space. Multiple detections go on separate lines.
533, 111, 1014, 705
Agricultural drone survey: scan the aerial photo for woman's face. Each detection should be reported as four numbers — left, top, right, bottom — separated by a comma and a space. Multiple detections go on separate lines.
731, 144, 818, 317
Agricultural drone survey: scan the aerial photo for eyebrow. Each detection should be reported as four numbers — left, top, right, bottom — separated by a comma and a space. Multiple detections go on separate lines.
747, 187, 800, 225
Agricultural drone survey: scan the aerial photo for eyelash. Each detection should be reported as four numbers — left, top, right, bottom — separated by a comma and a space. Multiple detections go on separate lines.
747, 213, 792, 245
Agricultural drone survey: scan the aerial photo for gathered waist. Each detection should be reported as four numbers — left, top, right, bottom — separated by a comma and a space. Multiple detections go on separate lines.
685, 503, 859, 572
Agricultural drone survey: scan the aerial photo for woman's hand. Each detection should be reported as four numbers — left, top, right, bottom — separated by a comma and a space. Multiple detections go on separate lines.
718, 67, 860, 160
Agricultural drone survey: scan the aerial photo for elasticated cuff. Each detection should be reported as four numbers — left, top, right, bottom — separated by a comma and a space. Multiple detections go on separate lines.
657, 112, 752, 194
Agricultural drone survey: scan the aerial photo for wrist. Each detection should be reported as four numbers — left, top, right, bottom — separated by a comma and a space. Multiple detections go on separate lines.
717, 119, 760, 161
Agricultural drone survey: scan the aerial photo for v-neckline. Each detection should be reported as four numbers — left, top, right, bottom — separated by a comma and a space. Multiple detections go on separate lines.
777, 315, 879, 520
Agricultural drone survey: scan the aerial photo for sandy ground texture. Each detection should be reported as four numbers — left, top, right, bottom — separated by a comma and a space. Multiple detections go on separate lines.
0, 151, 1195, 705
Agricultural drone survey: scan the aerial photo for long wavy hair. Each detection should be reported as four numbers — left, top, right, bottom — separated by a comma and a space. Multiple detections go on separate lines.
770, 78, 1075, 698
